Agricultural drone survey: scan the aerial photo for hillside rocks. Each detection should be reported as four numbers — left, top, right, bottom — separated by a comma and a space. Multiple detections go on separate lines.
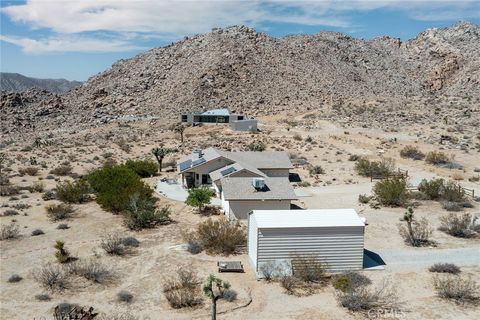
0, 73, 82, 93
1, 22, 479, 136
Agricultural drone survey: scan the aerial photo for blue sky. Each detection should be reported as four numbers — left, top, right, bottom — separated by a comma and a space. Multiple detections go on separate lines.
1, 0, 479, 81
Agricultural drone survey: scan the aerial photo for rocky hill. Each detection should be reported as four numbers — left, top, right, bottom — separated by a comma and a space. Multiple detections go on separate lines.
0, 73, 82, 93
1, 22, 479, 136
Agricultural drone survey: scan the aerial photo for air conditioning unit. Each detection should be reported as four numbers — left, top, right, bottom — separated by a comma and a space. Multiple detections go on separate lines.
252, 178, 265, 189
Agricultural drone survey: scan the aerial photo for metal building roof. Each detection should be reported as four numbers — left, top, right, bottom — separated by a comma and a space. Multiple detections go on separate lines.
201, 108, 231, 116
250, 209, 365, 228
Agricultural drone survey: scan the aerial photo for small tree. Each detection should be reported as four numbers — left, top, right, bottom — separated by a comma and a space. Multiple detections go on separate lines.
54, 241, 72, 264
151, 146, 176, 172
185, 187, 214, 213
399, 207, 432, 246
202, 274, 231, 320
173, 123, 186, 143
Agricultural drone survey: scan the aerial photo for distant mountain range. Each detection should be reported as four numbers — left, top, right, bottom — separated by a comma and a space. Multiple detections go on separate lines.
0, 72, 82, 93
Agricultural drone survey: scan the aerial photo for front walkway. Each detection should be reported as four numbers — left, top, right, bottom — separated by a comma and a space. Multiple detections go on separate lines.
155, 179, 222, 205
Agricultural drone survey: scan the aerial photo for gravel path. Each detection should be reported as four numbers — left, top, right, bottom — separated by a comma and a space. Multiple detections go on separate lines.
375, 247, 480, 271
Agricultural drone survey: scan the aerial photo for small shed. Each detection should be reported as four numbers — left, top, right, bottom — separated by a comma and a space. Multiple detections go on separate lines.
248, 209, 365, 275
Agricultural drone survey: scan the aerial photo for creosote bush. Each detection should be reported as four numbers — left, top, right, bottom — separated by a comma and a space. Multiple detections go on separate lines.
193, 217, 246, 255
163, 268, 202, 309
355, 158, 394, 178
124, 160, 158, 178
425, 151, 450, 166
373, 177, 408, 207
429, 263, 461, 275
433, 275, 479, 305
45, 203, 74, 221
88, 165, 153, 214
400, 145, 425, 160
418, 178, 445, 200
56, 179, 91, 204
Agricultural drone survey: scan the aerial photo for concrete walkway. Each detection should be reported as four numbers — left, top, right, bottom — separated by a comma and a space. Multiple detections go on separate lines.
155, 180, 222, 205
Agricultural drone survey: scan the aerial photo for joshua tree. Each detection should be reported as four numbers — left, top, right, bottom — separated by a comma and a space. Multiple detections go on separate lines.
151, 146, 176, 172
54, 240, 71, 264
173, 123, 186, 143
403, 207, 416, 246
202, 274, 231, 320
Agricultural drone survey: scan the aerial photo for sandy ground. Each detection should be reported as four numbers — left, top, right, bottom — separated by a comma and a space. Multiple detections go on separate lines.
1, 113, 479, 319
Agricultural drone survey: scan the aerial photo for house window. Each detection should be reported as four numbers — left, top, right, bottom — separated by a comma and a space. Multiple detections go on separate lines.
181, 115, 188, 122
237, 116, 244, 120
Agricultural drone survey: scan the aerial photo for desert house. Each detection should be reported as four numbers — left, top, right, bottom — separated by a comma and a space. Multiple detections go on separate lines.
180, 108, 258, 131
220, 177, 298, 220
248, 209, 365, 277
176, 147, 293, 189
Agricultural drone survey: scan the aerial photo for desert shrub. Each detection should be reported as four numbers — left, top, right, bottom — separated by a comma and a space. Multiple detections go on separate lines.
308, 165, 324, 176
425, 151, 450, 165
33, 262, 68, 292
439, 213, 478, 238
280, 275, 299, 294
54, 240, 73, 264
332, 272, 371, 292
400, 145, 425, 160
42, 190, 57, 201
441, 182, 466, 203
117, 290, 134, 303
398, 208, 433, 247
260, 261, 279, 281
123, 193, 171, 230
68, 259, 113, 284
31, 181, 45, 193
186, 239, 203, 254
3, 209, 19, 216
101, 233, 126, 256
291, 255, 327, 283
246, 141, 266, 151
35, 293, 51, 301
8, 274, 23, 283
337, 279, 400, 312
124, 160, 157, 178
358, 194, 371, 204
122, 236, 140, 248
429, 263, 461, 275
194, 218, 246, 255
297, 181, 311, 187
56, 179, 91, 204
0, 185, 20, 196
163, 268, 202, 308
433, 275, 479, 305
88, 165, 153, 213
57, 223, 69, 230
185, 187, 214, 213
98, 311, 138, 320
0, 222, 20, 240
54, 302, 81, 316
18, 166, 39, 176
348, 154, 360, 161
293, 133, 302, 141
373, 177, 408, 206
31, 229, 45, 236
442, 201, 462, 211
418, 178, 445, 200
223, 289, 237, 302
50, 164, 73, 176
45, 203, 74, 221
354, 158, 394, 178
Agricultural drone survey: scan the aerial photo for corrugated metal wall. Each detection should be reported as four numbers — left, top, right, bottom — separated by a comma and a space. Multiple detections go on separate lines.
256, 226, 364, 272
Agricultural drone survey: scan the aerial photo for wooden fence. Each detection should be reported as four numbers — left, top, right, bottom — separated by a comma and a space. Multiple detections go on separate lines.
408, 184, 475, 199
370, 168, 409, 182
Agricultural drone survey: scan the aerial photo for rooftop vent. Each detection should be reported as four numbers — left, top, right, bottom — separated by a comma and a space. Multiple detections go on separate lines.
193, 149, 203, 158
252, 178, 265, 189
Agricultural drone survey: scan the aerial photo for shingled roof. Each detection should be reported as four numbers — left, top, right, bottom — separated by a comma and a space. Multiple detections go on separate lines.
222, 177, 297, 201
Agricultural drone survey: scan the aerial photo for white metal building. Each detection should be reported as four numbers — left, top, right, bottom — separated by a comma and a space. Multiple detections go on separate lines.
248, 209, 365, 275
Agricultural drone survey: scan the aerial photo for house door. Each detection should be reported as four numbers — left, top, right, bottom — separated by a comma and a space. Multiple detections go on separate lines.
202, 174, 210, 185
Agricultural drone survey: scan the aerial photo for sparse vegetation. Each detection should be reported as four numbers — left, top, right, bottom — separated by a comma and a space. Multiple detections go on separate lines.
193, 217, 246, 255
439, 213, 478, 238
123, 193, 171, 230
246, 141, 266, 151
418, 178, 445, 200
117, 290, 134, 303
398, 207, 432, 246
68, 259, 113, 284
101, 233, 127, 256
429, 263, 461, 275
358, 194, 372, 204
33, 262, 68, 292
0, 222, 20, 240
400, 145, 425, 160
31, 229, 45, 236
50, 164, 73, 176
18, 166, 39, 176
55, 179, 91, 203
433, 275, 479, 305
308, 165, 324, 176
163, 267, 202, 309
425, 151, 450, 166
332, 272, 371, 292
35, 293, 51, 301
354, 158, 394, 178
45, 203, 74, 221
291, 255, 328, 283
373, 177, 408, 206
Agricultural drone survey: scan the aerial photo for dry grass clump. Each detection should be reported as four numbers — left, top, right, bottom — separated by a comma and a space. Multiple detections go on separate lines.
18, 166, 39, 176
163, 268, 202, 309
188, 217, 246, 255
433, 275, 479, 305
45, 203, 74, 221
0, 222, 20, 240
30, 181, 45, 193
100, 233, 139, 256
33, 262, 69, 292
429, 263, 461, 275
67, 259, 114, 284
439, 213, 479, 238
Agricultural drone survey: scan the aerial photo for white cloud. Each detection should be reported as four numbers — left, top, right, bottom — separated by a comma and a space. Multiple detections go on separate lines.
1, 0, 478, 53
0, 34, 144, 53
